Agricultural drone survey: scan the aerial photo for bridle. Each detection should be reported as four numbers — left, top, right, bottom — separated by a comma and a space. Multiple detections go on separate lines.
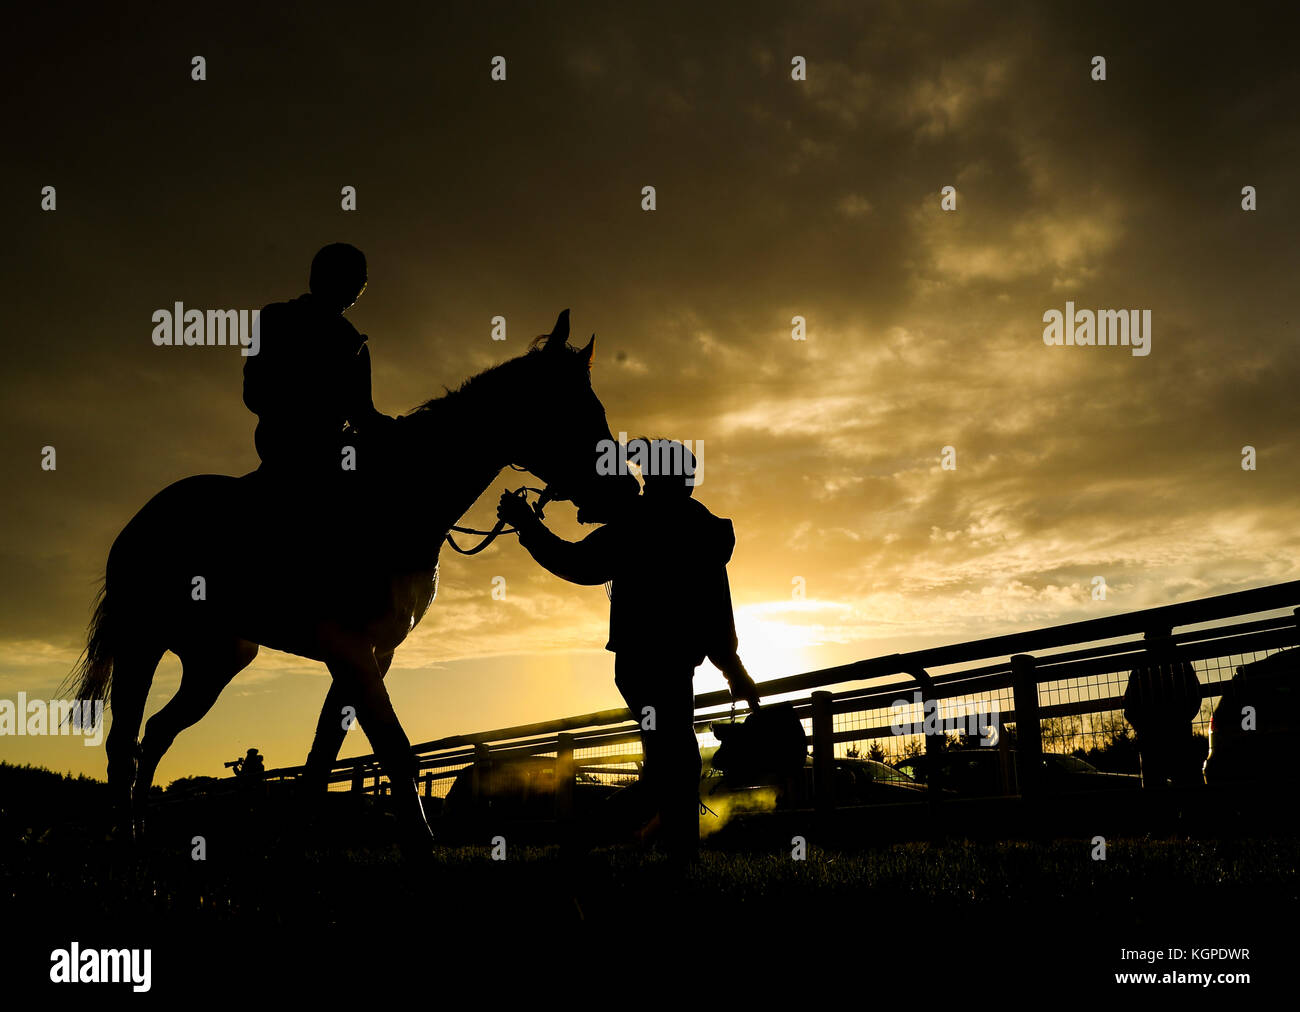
444, 467, 556, 556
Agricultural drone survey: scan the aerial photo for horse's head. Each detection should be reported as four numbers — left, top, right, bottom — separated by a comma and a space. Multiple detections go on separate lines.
510, 310, 639, 523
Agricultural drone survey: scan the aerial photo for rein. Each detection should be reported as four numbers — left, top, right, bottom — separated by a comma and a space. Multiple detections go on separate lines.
445, 482, 552, 556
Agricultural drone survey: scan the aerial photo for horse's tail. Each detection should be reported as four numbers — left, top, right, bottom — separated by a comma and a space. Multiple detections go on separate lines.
64, 584, 115, 710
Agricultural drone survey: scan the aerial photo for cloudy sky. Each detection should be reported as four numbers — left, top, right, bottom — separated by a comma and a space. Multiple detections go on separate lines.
3, 1, 1297, 783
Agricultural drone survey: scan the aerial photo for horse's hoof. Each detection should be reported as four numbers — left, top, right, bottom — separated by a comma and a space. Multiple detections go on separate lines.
399, 842, 436, 864
397, 824, 437, 861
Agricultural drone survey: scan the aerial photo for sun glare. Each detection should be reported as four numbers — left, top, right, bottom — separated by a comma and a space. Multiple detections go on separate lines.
697, 607, 814, 695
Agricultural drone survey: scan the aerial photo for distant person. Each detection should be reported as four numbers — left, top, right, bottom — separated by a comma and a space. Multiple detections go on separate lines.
243, 243, 392, 485
1124, 630, 1203, 788
231, 748, 266, 795
498, 438, 760, 860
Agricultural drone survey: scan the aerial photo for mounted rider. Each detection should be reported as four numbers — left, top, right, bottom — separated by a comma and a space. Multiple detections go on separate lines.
243, 243, 392, 484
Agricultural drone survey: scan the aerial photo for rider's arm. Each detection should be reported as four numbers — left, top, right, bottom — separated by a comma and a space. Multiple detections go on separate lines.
243, 302, 286, 416
344, 337, 391, 431
515, 519, 617, 586
242, 363, 264, 415
346, 341, 379, 422
242, 310, 274, 415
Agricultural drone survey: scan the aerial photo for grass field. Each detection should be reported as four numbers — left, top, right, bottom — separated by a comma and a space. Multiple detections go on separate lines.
3, 762, 1294, 993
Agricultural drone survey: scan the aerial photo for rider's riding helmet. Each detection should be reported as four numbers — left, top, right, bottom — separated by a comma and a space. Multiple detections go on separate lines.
309, 243, 368, 313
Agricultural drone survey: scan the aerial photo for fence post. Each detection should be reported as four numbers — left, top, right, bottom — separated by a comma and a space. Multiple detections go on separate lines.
423, 771, 433, 798
811, 690, 836, 810
555, 733, 575, 821
923, 700, 944, 758
351, 766, 362, 793
997, 708, 1012, 795
471, 743, 490, 808
1012, 654, 1041, 797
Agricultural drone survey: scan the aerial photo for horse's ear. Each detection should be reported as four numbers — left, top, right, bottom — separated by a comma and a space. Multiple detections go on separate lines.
544, 309, 570, 352
579, 334, 595, 370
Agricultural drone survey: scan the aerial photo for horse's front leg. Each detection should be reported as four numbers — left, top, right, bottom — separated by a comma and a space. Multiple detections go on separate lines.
319, 629, 430, 849
303, 648, 395, 791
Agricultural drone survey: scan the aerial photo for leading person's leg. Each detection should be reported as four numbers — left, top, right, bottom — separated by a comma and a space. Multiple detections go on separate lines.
616, 654, 659, 832
649, 658, 702, 860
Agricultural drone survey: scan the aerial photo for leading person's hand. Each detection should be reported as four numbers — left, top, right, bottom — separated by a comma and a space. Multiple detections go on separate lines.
496, 491, 537, 531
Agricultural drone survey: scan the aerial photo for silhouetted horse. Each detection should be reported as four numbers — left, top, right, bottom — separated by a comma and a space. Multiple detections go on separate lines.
68, 311, 637, 845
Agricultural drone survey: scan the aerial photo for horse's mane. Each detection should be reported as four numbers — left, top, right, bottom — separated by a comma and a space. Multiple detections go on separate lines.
407, 338, 584, 418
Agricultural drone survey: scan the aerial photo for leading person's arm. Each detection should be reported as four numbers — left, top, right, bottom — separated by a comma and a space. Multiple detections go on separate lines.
497, 492, 616, 586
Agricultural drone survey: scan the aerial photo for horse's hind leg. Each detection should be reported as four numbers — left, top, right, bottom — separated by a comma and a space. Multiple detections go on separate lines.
303, 648, 395, 791
133, 638, 259, 816
106, 642, 166, 834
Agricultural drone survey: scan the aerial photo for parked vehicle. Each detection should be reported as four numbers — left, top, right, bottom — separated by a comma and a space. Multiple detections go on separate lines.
813, 758, 928, 805
442, 755, 622, 819
892, 749, 1138, 797
1041, 753, 1139, 790
699, 751, 927, 809
1204, 648, 1300, 784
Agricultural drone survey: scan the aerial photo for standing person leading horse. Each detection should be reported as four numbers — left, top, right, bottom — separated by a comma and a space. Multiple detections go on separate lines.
498, 438, 760, 860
